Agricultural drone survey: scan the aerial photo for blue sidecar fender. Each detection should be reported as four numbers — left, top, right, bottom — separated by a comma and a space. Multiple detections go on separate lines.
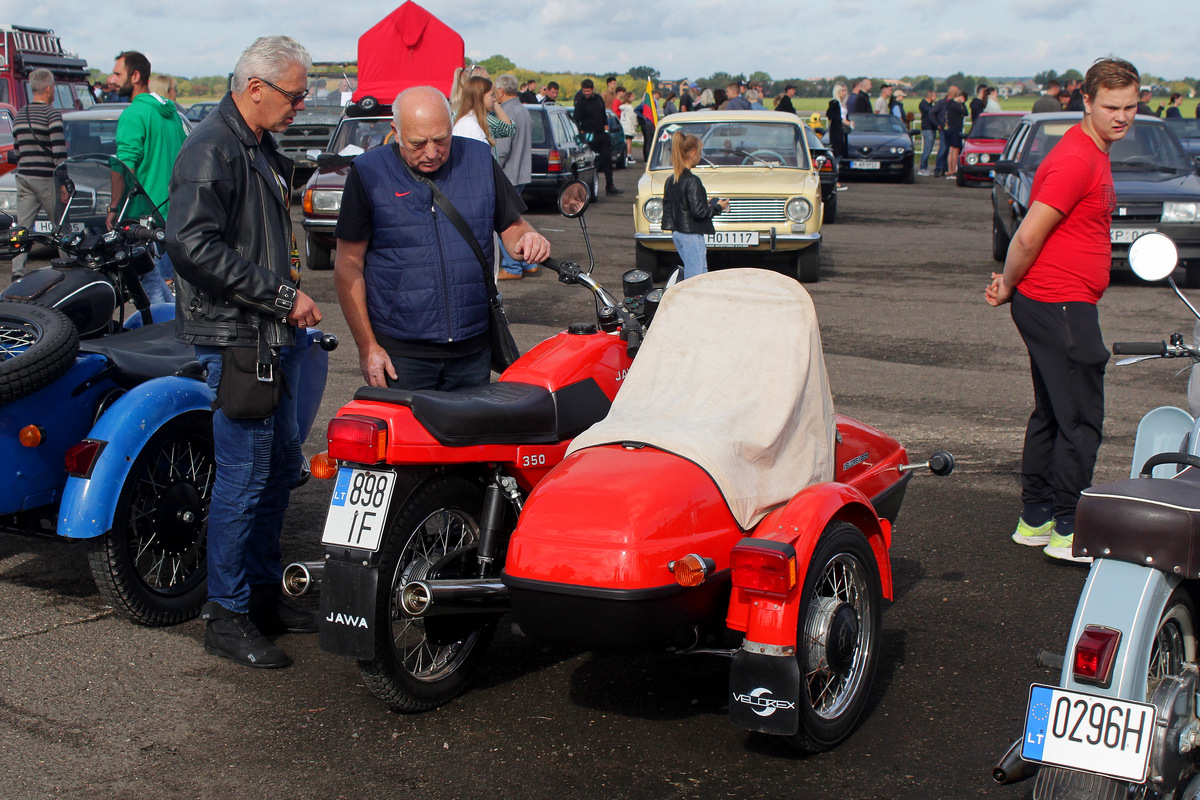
58, 375, 213, 539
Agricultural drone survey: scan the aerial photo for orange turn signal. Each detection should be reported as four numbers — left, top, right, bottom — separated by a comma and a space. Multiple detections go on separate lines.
19, 425, 44, 447
670, 554, 713, 588
310, 451, 338, 480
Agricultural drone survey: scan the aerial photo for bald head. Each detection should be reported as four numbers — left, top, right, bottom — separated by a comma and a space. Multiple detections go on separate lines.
392, 86, 454, 172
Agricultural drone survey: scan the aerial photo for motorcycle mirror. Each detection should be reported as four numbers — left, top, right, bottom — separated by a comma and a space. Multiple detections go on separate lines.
557, 179, 590, 218
0, 211, 12, 229
1128, 232, 1178, 282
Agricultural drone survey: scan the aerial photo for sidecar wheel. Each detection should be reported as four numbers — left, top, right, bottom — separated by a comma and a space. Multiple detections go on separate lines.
788, 521, 883, 753
87, 412, 213, 626
1148, 589, 1197, 699
357, 475, 495, 713
0, 300, 79, 405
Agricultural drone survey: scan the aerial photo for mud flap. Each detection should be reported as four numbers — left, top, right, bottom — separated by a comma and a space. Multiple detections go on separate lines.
729, 648, 801, 736
318, 560, 378, 659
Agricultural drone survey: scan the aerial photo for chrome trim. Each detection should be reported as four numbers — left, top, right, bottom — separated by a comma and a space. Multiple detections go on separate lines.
742, 639, 796, 657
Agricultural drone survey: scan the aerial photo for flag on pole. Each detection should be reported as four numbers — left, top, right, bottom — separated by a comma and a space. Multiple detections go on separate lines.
641, 79, 659, 129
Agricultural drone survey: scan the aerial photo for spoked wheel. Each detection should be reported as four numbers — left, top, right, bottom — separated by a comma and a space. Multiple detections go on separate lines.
0, 300, 79, 405
1147, 589, 1196, 700
358, 475, 496, 712
789, 521, 883, 752
87, 412, 214, 626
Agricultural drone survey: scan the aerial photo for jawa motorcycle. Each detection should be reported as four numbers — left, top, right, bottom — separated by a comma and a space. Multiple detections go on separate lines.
300, 179, 953, 751
0, 154, 336, 626
993, 233, 1200, 798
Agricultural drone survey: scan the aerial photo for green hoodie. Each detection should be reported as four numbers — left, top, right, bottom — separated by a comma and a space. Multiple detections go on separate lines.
114, 92, 187, 220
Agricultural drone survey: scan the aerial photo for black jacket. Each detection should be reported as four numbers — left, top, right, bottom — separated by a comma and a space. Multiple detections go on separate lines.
167, 93, 298, 350
662, 169, 722, 235
573, 93, 608, 134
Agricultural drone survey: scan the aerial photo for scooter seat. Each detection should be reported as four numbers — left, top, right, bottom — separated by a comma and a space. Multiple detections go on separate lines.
78, 322, 197, 389
355, 382, 561, 446
1076, 466, 1200, 575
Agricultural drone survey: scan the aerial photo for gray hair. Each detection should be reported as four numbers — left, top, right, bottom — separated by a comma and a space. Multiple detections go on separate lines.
831, 81, 847, 100
494, 73, 518, 97
29, 68, 54, 95
231, 35, 312, 94
392, 86, 452, 133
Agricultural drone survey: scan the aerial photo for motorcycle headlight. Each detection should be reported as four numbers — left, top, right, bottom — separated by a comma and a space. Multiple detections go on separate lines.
785, 197, 812, 224
1162, 202, 1199, 223
0, 190, 17, 213
966, 154, 979, 165
308, 189, 343, 214
643, 196, 663, 225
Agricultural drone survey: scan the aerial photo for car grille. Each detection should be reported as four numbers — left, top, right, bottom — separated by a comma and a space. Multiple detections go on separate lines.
721, 199, 787, 224
1113, 202, 1162, 223
279, 124, 336, 153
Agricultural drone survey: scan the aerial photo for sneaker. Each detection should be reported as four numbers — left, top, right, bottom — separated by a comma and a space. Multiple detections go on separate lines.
1012, 517, 1055, 547
1044, 531, 1093, 564
249, 585, 318, 634
945, 174, 957, 180
203, 608, 292, 668
497, 271, 522, 280
917, 169, 932, 177
605, 186, 624, 196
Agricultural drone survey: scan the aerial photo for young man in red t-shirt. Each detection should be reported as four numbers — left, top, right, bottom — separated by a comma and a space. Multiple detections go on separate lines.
985, 57, 1140, 562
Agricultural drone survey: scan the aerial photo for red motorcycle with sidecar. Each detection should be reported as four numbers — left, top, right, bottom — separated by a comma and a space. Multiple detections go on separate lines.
294, 180, 953, 751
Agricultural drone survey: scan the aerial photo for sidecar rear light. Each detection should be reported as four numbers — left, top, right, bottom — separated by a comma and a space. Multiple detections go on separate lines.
19, 425, 45, 447
327, 416, 387, 464
730, 539, 797, 598
309, 452, 338, 480
1073, 625, 1122, 687
65, 439, 106, 478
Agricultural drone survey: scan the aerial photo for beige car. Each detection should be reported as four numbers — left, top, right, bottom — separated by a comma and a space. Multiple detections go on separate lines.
633, 110, 825, 282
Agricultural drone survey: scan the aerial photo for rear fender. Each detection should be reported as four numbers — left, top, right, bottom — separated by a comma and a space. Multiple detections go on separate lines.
58, 376, 212, 539
726, 482, 890, 649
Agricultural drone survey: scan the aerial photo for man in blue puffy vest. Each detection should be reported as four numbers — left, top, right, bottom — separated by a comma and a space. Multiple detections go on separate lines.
334, 86, 551, 391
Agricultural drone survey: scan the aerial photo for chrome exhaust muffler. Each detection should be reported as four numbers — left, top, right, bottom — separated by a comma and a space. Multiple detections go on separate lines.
399, 578, 509, 617
282, 560, 324, 598
992, 737, 1037, 784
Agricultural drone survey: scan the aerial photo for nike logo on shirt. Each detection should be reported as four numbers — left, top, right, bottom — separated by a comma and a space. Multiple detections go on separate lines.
395, 191, 411, 197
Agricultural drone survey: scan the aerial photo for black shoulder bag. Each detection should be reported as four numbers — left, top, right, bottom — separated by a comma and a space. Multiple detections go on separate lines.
401, 154, 521, 373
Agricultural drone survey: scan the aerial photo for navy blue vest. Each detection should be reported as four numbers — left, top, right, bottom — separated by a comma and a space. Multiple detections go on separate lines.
355, 138, 496, 343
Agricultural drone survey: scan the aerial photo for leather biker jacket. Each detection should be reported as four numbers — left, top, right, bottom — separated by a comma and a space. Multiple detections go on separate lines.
166, 93, 298, 350
661, 169, 722, 235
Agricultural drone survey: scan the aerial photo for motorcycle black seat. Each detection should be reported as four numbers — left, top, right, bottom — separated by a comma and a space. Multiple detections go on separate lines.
78, 322, 197, 389
355, 382, 561, 446
1076, 466, 1200, 575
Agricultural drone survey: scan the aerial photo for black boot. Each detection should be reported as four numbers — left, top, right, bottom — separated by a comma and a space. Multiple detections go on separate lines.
202, 603, 291, 669
249, 584, 319, 635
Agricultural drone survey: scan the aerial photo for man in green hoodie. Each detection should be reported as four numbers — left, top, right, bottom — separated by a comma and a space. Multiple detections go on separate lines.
108, 50, 187, 303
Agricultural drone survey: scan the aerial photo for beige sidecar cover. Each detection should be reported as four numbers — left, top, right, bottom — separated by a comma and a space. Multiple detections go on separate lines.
567, 268, 836, 530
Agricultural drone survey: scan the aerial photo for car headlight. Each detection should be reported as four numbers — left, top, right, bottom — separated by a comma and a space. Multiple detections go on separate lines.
0, 190, 17, 213
965, 154, 979, 165
643, 197, 663, 224
889, 146, 906, 155
1162, 202, 1199, 223
785, 197, 812, 224
306, 188, 343, 215
980, 154, 992, 164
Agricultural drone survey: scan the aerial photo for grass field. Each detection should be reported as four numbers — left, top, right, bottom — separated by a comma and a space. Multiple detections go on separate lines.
779, 94, 1044, 115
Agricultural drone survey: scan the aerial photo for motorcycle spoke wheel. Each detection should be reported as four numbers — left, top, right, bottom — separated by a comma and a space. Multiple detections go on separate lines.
0, 301, 79, 405
1147, 591, 1196, 700
789, 521, 883, 753
358, 475, 496, 713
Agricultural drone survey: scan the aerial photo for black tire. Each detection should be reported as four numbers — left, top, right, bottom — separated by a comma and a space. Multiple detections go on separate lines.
87, 412, 214, 626
615, 149, 627, 170
589, 166, 600, 202
305, 232, 333, 271
902, 162, 915, 184
823, 190, 837, 225
357, 475, 495, 712
637, 242, 672, 284
796, 242, 821, 283
788, 521, 883, 753
0, 300, 79, 405
992, 213, 1010, 263
955, 171, 967, 188
1147, 588, 1196, 701
1184, 265, 1200, 290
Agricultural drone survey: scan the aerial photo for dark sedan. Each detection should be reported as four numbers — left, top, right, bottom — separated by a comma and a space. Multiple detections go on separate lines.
524, 103, 598, 201
832, 113, 914, 182
1166, 117, 1200, 161
992, 112, 1200, 285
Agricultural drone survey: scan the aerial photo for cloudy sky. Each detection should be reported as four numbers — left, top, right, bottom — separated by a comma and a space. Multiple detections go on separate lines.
5, 0, 1197, 82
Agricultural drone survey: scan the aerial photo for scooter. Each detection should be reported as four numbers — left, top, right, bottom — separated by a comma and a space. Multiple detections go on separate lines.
993, 233, 1200, 797
301, 179, 954, 751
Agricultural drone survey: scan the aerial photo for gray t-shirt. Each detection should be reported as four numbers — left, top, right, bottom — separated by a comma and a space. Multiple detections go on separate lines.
494, 97, 532, 187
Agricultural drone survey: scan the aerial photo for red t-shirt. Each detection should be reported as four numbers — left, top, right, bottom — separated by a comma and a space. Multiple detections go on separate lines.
1017, 124, 1116, 304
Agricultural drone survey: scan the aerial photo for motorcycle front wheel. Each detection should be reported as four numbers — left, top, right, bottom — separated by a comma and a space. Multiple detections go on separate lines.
789, 521, 883, 753
358, 475, 496, 712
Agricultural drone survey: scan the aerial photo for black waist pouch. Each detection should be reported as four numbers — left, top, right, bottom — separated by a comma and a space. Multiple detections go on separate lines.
214, 345, 282, 420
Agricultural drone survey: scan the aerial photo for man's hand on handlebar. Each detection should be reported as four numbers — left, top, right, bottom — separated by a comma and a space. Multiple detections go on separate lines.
512, 230, 551, 264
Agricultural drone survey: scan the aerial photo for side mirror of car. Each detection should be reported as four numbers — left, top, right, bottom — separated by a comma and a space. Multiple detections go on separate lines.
993, 159, 1017, 175
813, 155, 828, 171
316, 152, 356, 173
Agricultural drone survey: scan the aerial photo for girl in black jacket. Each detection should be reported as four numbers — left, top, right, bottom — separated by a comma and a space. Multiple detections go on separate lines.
661, 131, 728, 279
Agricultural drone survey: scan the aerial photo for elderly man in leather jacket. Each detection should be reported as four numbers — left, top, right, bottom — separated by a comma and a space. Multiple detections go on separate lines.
167, 35, 323, 670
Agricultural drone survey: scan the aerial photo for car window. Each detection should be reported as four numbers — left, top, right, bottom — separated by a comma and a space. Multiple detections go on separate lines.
527, 110, 549, 148
1021, 122, 1073, 169
1110, 120, 1190, 172
0, 110, 12, 146
554, 113, 578, 145
847, 114, 907, 134
1003, 123, 1029, 161
74, 85, 94, 109
967, 115, 1022, 141
54, 84, 77, 110
64, 118, 119, 155
651, 120, 809, 169
328, 118, 393, 152
1165, 118, 1200, 142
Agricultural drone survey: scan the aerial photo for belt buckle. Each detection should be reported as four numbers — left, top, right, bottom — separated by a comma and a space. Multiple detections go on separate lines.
257, 362, 274, 382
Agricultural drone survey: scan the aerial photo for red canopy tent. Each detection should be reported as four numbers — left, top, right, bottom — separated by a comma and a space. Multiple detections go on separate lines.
352, 2, 464, 104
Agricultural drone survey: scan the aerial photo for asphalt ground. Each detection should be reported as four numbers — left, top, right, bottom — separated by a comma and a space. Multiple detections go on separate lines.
2, 163, 1195, 800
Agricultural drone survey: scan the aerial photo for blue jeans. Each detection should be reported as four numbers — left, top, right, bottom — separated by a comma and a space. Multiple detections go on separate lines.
935, 131, 950, 175
384, 346, 491, 391
920, 129, 936, 171
196, 342, 306, 614
500, 184, 527, 275
139, 257, 173, 304
672, 232, 707, 280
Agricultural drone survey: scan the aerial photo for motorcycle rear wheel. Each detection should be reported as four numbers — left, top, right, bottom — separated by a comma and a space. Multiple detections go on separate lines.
789, 521, 883, 753
1148, 589, 1197, 699
358, 475, 496, 712
0, 300, 79, 405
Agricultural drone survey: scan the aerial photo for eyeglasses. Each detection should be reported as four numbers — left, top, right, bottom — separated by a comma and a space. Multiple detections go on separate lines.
255, 76, 309, 107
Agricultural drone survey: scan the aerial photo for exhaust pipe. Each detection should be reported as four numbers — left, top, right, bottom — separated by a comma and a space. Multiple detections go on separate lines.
992, 737, 1038, 784
282, 560, 324, 598
400, 578, 509, 617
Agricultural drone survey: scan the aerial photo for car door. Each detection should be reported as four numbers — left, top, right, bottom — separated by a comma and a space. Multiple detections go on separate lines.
994, 121, 1030, 237
554, 111, 589, 172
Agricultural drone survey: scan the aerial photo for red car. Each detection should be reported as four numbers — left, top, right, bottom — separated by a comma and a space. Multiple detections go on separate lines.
0, 102, 17, 176
957, 111, 1024, 187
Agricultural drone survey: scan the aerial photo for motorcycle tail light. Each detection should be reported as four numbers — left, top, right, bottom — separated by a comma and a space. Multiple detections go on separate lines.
548, 149, 562, 173
730, 539, 797, 598
670, 554, 714, 588
65, 439, 106, 478
327, 415, 387, 464
309, 451, 338, 480
19, 425, 44, 447
1073, 625, 1122, 687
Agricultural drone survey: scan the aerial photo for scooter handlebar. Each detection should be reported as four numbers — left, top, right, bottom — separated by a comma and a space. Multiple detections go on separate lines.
1112, 341, 1167, 356
121, 224, 165, 243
